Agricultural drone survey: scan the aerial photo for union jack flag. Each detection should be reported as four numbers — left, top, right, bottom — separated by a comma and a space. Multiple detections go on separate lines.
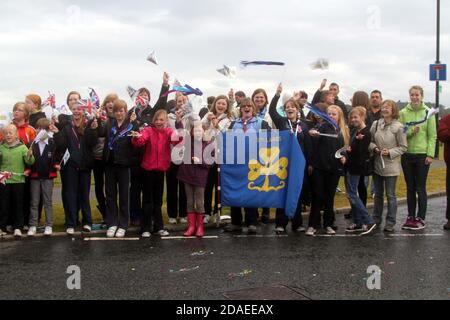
42, 91, 56, 108
88, 88, 101, 108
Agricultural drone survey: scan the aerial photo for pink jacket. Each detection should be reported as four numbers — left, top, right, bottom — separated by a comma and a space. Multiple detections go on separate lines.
132, 126, 182, 172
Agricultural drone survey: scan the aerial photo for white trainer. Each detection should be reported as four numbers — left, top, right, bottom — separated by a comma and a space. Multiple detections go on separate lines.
82, 225, 92, 232
156, 230, 169, 236
203, 215, 211, 224
168, 218, 177, 224
66, 228, 75, 235
141, 232, 151, 238
0, 229, 7, 236
325, 227, 336, 235
179, 217, 187, 224
107, 226, 118, 238
27, 226, 37, 236
275, 226, 285, 233
44, 226, 53, 236
305, 227, 316, 236
115, 228, 126, 238
14, 229, 22, 237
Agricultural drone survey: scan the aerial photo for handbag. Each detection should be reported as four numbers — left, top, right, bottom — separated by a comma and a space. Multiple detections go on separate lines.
364, 120, 380, 176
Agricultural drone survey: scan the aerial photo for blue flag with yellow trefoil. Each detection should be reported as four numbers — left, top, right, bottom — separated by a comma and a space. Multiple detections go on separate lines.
220, 130, 305, 218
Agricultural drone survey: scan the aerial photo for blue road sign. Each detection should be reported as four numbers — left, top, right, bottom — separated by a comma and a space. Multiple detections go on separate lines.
430, 64, 447, 81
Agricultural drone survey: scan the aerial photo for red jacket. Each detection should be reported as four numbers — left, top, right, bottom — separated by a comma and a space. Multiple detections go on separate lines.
438, 115, 450, 164
132, 126, 182, 172
15, 122, 36, 147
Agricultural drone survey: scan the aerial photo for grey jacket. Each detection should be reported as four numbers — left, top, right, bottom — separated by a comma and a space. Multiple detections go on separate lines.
369, 119, 407, 177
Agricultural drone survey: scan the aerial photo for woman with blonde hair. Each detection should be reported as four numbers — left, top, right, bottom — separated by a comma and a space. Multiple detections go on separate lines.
306, 104, 348, 236
341, 107, 376, 235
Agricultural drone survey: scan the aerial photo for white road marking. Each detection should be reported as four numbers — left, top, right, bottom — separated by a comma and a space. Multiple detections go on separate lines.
233, 234, 289, 238
161, 236, 219, 240
83, 237, 140, 241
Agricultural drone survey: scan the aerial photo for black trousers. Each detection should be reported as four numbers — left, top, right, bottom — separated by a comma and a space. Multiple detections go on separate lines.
204, 164, 218, 216
166, 163, 187, 219
301, 171, 312, 207
401, 154, 430, 220
105, 165, 130, 230
93, 159, 107, 219
62, 165, 92, 228
275, 189, 305, 230
23, 178, 31, 226
309, 169, 340, 229
358, 175, 368, 207
231, 207, 258, 227
0, 183, 25, 230
129, 165, 143, 223
142, 170, 165, 233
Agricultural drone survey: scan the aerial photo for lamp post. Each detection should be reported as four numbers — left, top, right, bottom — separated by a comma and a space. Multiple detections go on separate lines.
435, 0, 441, 158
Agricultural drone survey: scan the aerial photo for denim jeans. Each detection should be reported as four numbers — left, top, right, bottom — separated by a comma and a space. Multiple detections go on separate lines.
401, 154, 430, 220
346, 173, 374, 226
372, 174, 398, 226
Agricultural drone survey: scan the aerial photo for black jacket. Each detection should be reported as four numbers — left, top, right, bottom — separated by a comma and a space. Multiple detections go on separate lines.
54, 119, 98, 170
310, 122, 345, 173
269, 94, 312, 165
128, 84, 170, 127
101, 118, 138, 167
346, 126, 371, 176
30, 138, 59, 179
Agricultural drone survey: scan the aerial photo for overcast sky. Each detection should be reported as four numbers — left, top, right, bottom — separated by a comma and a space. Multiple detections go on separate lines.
0, 0, 449, 114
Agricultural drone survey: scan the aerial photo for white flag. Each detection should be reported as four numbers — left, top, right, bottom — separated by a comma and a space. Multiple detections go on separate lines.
62, 149, 71, 166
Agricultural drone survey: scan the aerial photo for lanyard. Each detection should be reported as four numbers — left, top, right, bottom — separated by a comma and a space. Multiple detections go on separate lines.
71, 121, 82, 149
288, 120, 301, 135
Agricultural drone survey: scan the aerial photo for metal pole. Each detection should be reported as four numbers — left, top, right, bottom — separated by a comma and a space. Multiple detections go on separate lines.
435, 0, 441, 158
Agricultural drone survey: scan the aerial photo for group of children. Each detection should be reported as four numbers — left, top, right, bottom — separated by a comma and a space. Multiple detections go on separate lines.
0, 73, 447, 239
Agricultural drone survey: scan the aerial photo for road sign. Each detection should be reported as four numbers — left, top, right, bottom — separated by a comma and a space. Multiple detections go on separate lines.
430, 64, 447, 81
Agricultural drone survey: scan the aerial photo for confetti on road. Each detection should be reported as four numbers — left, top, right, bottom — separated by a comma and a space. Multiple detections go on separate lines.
190, 250, 214, 256
170, 266, 200, 273
229, 269, 253, 278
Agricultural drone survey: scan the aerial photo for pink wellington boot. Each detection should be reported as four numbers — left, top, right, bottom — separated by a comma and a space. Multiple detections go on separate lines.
195, 213, 204, 238
184, 213, 197, 237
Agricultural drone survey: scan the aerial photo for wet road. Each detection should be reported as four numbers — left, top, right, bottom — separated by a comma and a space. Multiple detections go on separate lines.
1, 197, 449, 300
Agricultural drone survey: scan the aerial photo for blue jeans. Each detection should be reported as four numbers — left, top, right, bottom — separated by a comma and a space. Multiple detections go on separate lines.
346, 173, 374, 226
372, 174, 398, 226
401, 154, 430, 220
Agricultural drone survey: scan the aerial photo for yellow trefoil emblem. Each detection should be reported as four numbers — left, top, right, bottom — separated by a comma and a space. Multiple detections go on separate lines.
248, 147, 288, 192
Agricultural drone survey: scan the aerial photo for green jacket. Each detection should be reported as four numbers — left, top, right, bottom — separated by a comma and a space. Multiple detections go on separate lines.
399, 103, 437, 157
0, 141, 35, 184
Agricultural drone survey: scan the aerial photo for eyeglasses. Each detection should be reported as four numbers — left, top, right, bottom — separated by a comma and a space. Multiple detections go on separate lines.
240, 104, 252, 108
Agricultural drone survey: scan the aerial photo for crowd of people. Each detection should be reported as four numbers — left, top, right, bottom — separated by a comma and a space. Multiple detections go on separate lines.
1, 72, 449, 239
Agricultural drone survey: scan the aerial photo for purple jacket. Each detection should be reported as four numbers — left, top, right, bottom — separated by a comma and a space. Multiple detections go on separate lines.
177, 139, 211, 188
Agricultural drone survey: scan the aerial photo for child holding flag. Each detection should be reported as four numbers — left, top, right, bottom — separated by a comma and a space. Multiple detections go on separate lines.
27, 119, 60, 236
131, 109, 183, 238
177, 123, 212, 238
